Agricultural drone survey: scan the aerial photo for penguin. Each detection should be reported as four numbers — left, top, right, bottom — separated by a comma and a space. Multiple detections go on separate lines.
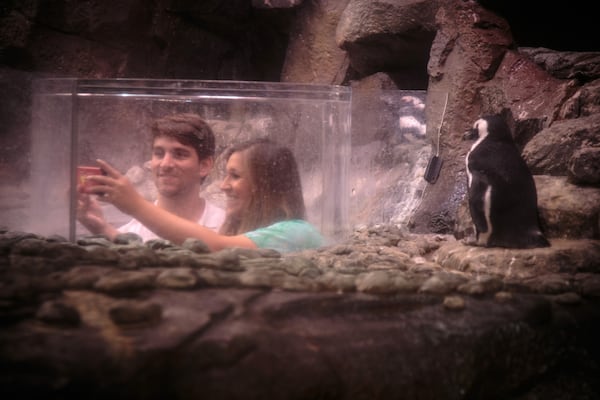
463, 115, 550, 248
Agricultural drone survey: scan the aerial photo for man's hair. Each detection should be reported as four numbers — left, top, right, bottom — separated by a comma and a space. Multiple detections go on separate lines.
151, 113, 216, 160
219, 138, 307, 235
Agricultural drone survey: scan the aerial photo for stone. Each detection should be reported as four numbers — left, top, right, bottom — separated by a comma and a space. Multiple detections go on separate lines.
443, 295, 465, 310
535, 176, 600, 239
114, 232, 144, 245
94, 270, 157, 293
109, 300, 162, 326
519, 47, 600, 81
336, 0, 437, 78
156, 268, 199, 289
435, 238, 600, 276
182, 238, 211, 254
568, 147, 600, 184
280, 0, 350, 84
560, 79, 600, 118
35, 300, 81, 327
523, 114, 600, 176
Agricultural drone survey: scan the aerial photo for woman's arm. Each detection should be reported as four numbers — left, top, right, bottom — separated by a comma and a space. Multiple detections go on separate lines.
87, 159, 256, 250
119, 195, 255, 250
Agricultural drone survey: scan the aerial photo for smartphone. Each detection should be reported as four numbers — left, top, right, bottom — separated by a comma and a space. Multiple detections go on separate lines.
77, 166, 105, 193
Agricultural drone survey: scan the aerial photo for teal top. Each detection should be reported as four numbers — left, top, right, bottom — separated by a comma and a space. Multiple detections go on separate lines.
244, 219, 324, 253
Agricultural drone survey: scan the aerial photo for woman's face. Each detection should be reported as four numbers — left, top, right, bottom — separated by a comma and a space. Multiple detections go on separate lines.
220, 151, 253, 218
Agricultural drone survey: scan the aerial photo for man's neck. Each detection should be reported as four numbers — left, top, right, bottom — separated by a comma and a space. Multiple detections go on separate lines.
156, 191, 206, 222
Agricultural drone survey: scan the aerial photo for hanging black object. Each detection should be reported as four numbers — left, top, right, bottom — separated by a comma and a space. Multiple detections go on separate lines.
424, 154, 443, 184
424, 93, 448, 184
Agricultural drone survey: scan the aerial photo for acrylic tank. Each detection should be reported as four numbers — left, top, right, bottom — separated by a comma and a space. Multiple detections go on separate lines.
27, 79, 351, 243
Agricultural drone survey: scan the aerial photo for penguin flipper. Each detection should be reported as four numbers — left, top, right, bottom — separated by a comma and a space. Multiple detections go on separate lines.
467, 174, 491, 240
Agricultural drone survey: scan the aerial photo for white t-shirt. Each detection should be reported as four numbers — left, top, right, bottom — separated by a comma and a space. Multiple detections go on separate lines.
117, 200, 226, 242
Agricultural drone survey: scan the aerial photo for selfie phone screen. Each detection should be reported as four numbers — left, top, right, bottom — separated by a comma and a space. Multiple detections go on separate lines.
77, 166, 104, 193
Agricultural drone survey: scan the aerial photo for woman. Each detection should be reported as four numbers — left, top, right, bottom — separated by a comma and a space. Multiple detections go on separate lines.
87, 138, 324, 253
218, 138, 323, 252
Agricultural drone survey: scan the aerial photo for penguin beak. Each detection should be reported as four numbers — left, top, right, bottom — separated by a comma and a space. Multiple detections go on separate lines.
463, 127, 479, 141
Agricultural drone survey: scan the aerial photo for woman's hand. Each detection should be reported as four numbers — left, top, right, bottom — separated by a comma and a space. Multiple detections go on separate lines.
85, 159, 146, 215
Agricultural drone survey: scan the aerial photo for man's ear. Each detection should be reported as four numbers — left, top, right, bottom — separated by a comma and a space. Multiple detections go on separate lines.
198, 156, 214, 176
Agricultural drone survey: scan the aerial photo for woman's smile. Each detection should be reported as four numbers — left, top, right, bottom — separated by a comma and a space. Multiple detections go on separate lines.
220, 151, 252, 217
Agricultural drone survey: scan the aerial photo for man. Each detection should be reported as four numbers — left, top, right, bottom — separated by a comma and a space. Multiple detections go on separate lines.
77, 113, 225, 241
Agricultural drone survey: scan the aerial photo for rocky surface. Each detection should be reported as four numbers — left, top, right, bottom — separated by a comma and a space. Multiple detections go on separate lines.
1, 227, 599, 399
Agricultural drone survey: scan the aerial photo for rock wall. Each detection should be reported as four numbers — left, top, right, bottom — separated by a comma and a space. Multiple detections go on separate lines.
1, 228, 600, 399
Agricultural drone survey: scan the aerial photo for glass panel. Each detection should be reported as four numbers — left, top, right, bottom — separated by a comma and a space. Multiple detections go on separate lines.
349, 89, 429, 228
27, 79, 352, 243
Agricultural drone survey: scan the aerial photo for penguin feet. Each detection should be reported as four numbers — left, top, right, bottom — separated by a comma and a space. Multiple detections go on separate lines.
461, 237, 485, 247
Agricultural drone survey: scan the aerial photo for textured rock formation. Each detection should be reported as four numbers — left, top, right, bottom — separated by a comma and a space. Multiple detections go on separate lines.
523, 114, 600, 178
280, 0, 350, 84
1, 228, 600, 399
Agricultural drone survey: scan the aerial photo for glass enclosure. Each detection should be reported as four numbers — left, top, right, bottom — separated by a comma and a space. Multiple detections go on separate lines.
348, 88, 429, 229
27, 79, 351, 243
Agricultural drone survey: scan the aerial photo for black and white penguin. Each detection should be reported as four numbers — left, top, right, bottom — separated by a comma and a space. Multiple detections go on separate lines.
463, 115, 550, 248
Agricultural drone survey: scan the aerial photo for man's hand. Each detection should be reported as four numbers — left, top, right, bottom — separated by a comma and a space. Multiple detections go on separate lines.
86, 159, 147, 216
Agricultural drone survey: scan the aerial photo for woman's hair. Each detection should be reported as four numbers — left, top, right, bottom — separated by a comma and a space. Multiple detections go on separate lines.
151, 113, 216, 161
219, 138, 307, 235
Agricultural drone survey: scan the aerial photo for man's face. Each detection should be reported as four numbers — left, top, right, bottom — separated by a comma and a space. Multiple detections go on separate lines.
150, 136, 211, 197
